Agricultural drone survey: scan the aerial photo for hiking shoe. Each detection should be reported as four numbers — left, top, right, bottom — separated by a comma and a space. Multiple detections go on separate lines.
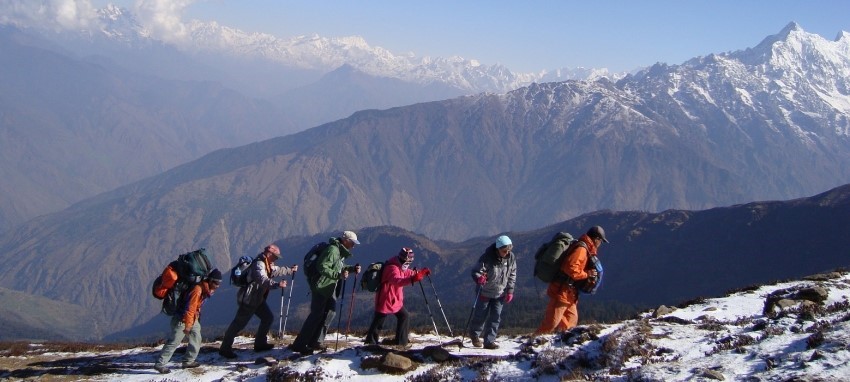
218, 349, 238, 359
181, 361, 200, 369
287, 344, 314, 356
153, 364, 170, 374
254, 343, 274, 352
470, 337, 483, 348
484, 342, 499, 350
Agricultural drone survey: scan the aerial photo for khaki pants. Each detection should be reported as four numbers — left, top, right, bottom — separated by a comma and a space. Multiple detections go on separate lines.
156, 316, 201, 366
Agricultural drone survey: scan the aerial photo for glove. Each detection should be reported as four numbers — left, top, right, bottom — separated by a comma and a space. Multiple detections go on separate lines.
476, 275, 487, 286
504, 293, 513, 303
412, 268, 430, 283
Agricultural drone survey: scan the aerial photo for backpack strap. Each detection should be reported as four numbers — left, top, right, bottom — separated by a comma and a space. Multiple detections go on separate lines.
554, 241, 588, 285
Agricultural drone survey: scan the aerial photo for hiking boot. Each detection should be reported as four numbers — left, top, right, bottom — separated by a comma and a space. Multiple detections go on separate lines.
153, 364, 170, 374
484, 342, 499, 350
287, 344, 314, 356
470, 336, 483, 348
218, 349, 238, 359
254, 343, 274, 352
181, 361, 200, 369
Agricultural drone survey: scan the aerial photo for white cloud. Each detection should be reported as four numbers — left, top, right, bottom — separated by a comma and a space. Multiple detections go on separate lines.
0, 0, 99, 31
134, 0, 195, 44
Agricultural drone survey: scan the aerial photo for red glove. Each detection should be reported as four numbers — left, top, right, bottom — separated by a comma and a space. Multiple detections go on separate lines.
476, 275, 487, 286
504, 293, 513, 303
412, 268, 430, 283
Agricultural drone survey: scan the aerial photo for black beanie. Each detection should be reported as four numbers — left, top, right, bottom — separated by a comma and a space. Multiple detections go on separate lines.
207, 268, 223, 282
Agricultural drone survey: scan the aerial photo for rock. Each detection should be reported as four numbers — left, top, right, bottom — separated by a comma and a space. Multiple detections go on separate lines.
422, 345, 452, 362
255, 356, 278, 366
653, 305, 675, 317
378, 352, 414, 374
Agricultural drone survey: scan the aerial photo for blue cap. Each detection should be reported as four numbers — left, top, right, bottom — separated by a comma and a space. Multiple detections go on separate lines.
495, 235, 512, 248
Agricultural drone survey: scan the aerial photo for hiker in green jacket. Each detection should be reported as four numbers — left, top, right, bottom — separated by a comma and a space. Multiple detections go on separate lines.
289, 231, 361, 355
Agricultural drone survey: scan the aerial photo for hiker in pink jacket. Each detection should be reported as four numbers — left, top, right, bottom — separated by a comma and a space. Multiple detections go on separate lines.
364, 247, 430, 346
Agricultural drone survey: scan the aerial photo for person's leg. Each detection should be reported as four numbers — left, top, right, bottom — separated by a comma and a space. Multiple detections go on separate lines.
184, 320, 202, 365
365, 312, 387, 344
314, 295, 337, 346
292, 293, 331, 350
469, 298, 490, 339
220, 304, 256, 352
394, 307, 410, 346
483, 298, 504, 345
562, 296, 579, 330
254, 301, 274, 348
534, 298, 569, 335
156, 317, 185, 368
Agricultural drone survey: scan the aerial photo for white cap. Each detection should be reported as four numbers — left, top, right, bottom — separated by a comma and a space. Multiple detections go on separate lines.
342, 230, 360, 245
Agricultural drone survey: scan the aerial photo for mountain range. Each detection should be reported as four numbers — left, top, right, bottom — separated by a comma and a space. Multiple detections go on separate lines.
1, 9, 849, 342
1, 181, 848, 341
0, 5, 611, 231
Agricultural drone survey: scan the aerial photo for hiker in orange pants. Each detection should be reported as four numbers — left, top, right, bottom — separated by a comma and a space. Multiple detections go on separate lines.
534, 226, 608, 335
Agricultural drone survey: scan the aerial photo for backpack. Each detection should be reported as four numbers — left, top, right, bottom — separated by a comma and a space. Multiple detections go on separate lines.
574, 254, 604, 295
303, 241, 330, 285
229, 255, 256, 287
360, 262, 386, 292
151, 248, 212, 315
532, 232, 576, 282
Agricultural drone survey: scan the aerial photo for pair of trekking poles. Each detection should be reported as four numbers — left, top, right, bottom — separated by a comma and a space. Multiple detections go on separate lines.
332, 267, 455, 350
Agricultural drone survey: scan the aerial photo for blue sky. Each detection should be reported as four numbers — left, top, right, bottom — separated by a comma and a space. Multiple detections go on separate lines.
74, 1, 850, 73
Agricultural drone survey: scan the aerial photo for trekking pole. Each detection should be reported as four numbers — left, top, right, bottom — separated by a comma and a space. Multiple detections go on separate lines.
278, 285, 285, 339
346, 264, 359, 337
416, 274, 440, 337
426, 273, 453, 337
462, 285, 483, 347
335, 277, 347, 351
282, 271, 296, 336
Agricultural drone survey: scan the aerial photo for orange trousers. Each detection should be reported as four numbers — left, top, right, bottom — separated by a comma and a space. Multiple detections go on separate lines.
534, 295, 578, 335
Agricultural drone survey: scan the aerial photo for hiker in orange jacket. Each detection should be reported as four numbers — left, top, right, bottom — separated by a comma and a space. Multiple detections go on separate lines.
154, 268, 222, 374
534, 226, 608, 334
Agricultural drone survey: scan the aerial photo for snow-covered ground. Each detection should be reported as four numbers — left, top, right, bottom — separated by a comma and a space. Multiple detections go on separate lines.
4, 272, 850, 381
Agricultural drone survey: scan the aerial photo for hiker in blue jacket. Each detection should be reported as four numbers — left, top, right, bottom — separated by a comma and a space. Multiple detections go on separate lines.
468, 235, 517, 349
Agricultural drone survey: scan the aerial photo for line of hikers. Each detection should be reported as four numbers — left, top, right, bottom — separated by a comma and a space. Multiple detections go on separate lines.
153, 226, 609, 373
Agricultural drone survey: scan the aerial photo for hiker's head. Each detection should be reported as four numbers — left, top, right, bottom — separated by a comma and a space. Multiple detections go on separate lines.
341, 230, 360, 249
587, 225, 610, 246
264, 244, 281, 259
398, 247, 414, 264
207, 268, 223, 289
495, 235, 512, 256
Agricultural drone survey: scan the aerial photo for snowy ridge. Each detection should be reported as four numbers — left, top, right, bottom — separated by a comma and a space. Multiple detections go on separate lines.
5, 272, 849, 381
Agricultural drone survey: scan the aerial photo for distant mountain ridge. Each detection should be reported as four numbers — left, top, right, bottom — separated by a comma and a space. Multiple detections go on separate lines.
1, 181, 848, 341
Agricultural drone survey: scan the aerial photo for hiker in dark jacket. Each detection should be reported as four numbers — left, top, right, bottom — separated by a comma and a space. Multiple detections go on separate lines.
364, 247, 430, 346
155, 268, 222, 374
218, 244, 296, 359
289, 231, 361, 355
468, 235, 517, 349
534, 226, 608, 335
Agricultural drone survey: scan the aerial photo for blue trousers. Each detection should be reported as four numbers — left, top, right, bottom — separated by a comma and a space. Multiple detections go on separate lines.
469, 297, 504, 345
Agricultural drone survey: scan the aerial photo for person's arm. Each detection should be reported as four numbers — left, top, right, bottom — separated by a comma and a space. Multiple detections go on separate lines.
181, 285, 203, 332
563, 246, 589, 280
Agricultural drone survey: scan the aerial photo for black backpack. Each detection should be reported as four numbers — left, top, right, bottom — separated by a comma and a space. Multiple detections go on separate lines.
229, 255, 256, 287
360, 262, 386, 292
153, 248, 212, 316
303, 241, 330, 285
532, 232, 576, 282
